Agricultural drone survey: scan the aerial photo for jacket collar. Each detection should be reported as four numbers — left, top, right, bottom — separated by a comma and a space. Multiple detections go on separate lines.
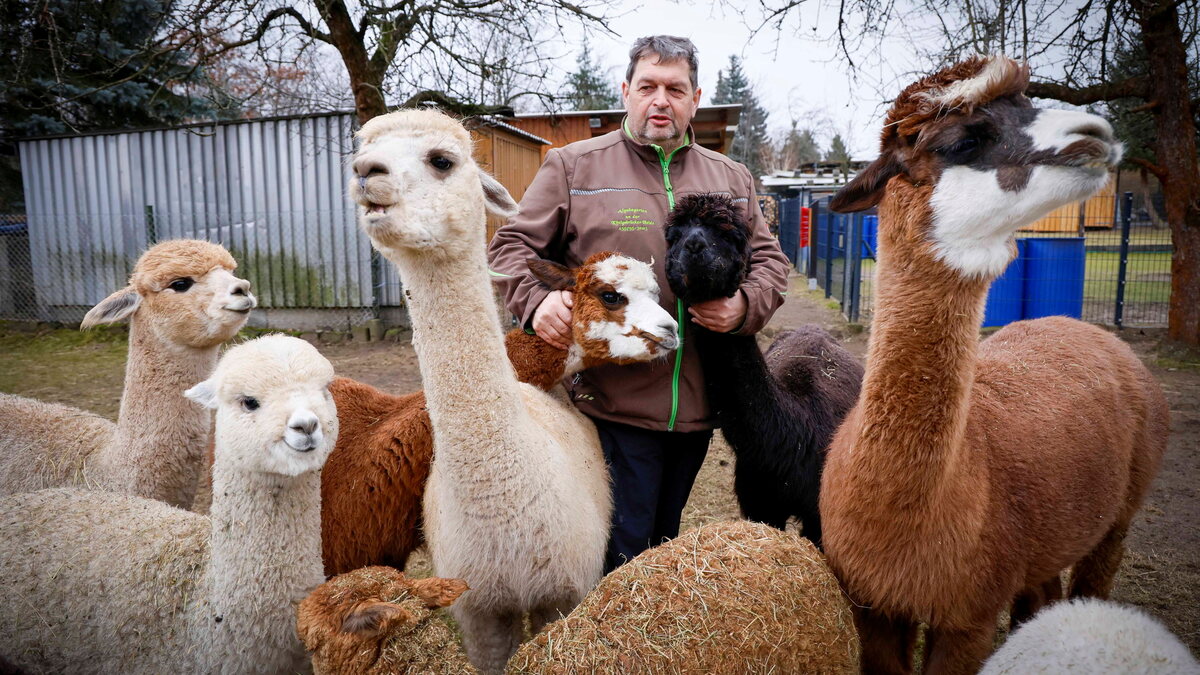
620, 115, 694, 163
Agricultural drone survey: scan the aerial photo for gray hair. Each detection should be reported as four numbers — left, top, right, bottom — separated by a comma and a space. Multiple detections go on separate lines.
626, 36, 699, 90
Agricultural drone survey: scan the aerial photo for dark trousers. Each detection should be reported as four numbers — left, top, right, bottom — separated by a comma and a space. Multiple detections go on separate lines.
592, 418, 712, 572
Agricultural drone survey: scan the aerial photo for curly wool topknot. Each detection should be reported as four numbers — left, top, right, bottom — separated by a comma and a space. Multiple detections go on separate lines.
129, 239, 237, 293
882, 55, 1030, 144
355, 109, 474, 148
665, 192, 749, 234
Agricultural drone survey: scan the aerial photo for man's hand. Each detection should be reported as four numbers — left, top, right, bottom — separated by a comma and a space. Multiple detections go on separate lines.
532, 290, 574, 350
688, 291, 748, 333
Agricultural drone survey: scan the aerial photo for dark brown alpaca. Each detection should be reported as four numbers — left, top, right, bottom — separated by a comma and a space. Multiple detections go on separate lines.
318, 252, 677, 576
820, 56, 1169, 674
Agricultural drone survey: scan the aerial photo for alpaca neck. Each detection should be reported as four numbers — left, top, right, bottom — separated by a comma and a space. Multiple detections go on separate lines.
104, 319, 216, 507
384, 246, 529, 475
695, 330, 794, 437
852, 185, 991, 504
205, 465, 324, 669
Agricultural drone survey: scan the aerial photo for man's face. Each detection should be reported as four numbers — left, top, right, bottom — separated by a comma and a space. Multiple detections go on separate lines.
622, 56, 701, 147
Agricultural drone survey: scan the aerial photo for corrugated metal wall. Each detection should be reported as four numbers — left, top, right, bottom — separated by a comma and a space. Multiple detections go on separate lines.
18, 113, 376, 311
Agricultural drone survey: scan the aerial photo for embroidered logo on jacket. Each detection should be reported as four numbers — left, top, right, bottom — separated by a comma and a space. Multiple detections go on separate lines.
612, 208, 654, 232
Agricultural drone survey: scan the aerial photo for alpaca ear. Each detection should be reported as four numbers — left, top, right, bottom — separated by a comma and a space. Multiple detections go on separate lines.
526, 257, 576, 291
341, 601, 414, 637
408, 577, 469, 609
479, 169, 519, 218
830, 150, 903, 213
81, 286, 141, 328
184, 380, 219, 409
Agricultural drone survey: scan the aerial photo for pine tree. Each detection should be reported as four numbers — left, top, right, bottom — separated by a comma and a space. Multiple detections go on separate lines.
560, 41, 619, 111
825, 134, 852, 174
712, 55, 770, 183
780, 122, 822, 168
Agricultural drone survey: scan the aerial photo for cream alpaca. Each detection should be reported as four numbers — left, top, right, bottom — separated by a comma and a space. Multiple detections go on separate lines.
0, 335, 336, 674
0, 239, 256, 508
350, 109, 613, 675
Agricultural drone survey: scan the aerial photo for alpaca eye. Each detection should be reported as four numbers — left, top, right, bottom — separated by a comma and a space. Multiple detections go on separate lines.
429, 155, 453, 171
939, 135, 983, 162
600, 291, 626, 307
241, 397, 260, 412
169, 278, 194, 293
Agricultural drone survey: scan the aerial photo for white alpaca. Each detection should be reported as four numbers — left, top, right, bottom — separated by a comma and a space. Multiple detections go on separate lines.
349, 110, 625, 674
0, 335, 336, 674
981, 599, 1199, 674
0, 239, 256, 508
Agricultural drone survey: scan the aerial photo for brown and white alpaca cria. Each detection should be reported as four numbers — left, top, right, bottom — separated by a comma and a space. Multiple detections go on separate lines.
321, 252, 675, 577
350, 109, 642, 674
297, 566, 475, 674
0, 239, 255, 508
819, 56, 1169, 674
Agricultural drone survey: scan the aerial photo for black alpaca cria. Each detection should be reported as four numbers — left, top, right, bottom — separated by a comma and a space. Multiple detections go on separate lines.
665, 193, 863, 547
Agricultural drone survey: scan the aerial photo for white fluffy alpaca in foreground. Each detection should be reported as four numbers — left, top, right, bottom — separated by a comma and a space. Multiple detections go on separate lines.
982, 598, 1199, 674
0, 239, 256, 508
0, 335, 336, 674
350, 109, 616, 675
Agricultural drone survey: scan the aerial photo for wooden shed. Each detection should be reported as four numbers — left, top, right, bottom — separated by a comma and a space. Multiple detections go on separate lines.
463, 116, 550, 241
509, 104, 742, 158
1021, 174, 1118, 232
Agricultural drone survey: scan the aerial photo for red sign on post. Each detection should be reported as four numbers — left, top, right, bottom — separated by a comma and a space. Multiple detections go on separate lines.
800, 207, 811, 248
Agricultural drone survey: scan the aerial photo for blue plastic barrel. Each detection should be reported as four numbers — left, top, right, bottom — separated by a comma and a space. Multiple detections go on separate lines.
861, 215, 878, 258
982, 239, 1027, 328
1024, 237, 1086, 320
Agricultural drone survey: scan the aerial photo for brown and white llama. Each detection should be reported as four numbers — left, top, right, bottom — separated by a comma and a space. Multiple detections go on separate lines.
321, 252, 678, 576
349, 109, 670, 674
0, 239, 255, 508
820, 56, 1169, 674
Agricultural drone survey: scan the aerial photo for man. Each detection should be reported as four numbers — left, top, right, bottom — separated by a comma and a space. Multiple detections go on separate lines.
487, 35, 789, 571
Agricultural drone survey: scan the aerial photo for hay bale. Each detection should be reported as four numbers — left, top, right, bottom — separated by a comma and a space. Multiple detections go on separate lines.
297, 566, 475, 674
508, 520, 859, 674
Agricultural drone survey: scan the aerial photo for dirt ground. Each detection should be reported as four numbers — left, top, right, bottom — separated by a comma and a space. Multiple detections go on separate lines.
1, 272, 1197, 655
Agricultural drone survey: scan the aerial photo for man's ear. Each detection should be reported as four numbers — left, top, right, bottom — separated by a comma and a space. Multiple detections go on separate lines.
81, 286, 141, 328
830, 150, 904, 213
526, 258, 576, 291
479, 170, 518, 218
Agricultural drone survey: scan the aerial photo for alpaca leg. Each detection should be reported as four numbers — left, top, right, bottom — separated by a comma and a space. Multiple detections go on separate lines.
530, 597, 578, 635
457, 609, 523, 675
734, 469, 790, 531
854, 607, 920, 675
923, 620, 997, 675
1069, 521, 1129, 599
1010, 574, 1063, 626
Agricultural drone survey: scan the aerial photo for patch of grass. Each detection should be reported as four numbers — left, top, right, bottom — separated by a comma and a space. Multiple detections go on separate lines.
0, 324, 129, 419
1084, 251, 1172, 304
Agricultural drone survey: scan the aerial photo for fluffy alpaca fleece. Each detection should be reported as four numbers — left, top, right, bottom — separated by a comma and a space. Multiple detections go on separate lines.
297, 566, 475, 674
0, 336, 336, 674
320, 253, 673, 577
820, 56, 1169, 674
980, 599, 1199, 674
349, 109, 612, 675
508, 521, 860, 674
665, 193, 862, 546
0, 239, 255, 508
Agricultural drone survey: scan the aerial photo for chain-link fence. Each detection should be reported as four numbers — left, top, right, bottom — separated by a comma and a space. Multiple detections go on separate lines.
806, 191, 1173, 328
0, 210, 396, 330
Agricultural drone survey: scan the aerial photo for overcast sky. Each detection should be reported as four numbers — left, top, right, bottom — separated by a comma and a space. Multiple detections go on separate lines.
557, 0, 924, 161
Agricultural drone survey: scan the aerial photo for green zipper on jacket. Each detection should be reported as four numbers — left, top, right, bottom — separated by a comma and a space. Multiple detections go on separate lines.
652, 139, 686, 431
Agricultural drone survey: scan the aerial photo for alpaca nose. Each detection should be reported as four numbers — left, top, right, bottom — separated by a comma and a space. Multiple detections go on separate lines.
1067, 119, 1114, 144
285, 409, 322, 452
230, 279, 251, 297
290, 414, 318, 436
353, 156, 389, 178
686, 237, 705, 254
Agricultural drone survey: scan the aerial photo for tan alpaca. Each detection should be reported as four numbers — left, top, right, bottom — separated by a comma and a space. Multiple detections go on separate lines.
0, 240, 255, 508
349, 110, 615, 675
0, 336, 336, 674
819, 56, 1169, 674
321, 253, 677, 576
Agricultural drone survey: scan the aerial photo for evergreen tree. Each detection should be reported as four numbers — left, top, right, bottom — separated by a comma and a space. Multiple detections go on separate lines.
560, 41, 619, 111
780, 122, 822, 168
825, 134, 852, 174
712, 55, 770, 182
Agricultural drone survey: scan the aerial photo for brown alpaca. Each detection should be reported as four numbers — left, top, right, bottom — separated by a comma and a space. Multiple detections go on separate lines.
297, 566, 474, 674
319, 252, 677, 576
819, 56, 1169, 674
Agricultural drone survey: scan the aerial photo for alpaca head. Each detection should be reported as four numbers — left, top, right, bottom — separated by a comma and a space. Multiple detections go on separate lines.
186, 335, 337, 477
526, 252, 680, 362
81, 239, 257, 348
297, 566, 468, 672
664, 193, 752, 304
349, 109, 518, 258
830, 55, 1121, 278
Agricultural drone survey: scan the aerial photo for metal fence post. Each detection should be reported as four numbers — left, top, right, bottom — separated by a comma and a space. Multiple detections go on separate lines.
1114, 191, 1133, 329
846, 213, 863, 322
144, 205, 157, 245
807, 200, 820, 280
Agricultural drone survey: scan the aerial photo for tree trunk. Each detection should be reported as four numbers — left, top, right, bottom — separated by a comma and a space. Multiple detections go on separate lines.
1134, 0, 1200, 345
317, 0, 388, 124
